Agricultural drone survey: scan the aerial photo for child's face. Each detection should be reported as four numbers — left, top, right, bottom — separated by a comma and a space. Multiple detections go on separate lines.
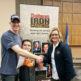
22, 41, 31, 51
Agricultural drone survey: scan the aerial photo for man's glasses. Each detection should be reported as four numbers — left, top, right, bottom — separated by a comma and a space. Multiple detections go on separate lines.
51, 34, 59, 36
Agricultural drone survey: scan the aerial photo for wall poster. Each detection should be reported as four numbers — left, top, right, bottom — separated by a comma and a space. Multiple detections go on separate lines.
20, 4, 59, 81
20, 4, 59, 42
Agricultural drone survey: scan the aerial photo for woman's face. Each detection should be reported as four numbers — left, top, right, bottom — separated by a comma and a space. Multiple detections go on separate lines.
50, 30, 59, 43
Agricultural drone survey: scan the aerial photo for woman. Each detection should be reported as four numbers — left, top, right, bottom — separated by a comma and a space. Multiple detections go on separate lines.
43, 28, 76, 81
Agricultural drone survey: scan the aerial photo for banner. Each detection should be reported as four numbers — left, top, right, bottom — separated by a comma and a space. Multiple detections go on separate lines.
20, 4, 59, 42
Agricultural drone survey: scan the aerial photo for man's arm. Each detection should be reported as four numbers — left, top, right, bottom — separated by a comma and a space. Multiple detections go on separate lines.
11, 45, 43, 60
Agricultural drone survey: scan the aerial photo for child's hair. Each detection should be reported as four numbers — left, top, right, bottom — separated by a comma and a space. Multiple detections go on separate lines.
22, 39, 31, 45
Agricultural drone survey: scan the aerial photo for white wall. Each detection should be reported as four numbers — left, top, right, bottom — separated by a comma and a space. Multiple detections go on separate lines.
0, 0, 16, 66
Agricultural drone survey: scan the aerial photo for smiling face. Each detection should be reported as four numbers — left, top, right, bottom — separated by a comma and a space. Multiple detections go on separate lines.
50, 30, 60, 45
22, 41, 31, 51
10, 19, 21, 34
43, 44, 49, 53
33, 42, 39, 50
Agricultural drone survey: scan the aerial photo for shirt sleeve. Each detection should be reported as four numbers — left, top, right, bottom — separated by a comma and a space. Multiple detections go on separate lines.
1, 34, 18, 50
62, 44, 73, 72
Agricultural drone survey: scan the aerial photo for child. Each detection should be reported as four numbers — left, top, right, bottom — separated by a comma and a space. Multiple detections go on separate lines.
19, 40, 34, 81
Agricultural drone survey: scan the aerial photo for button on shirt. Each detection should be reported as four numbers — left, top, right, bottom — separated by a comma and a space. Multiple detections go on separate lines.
51, 42, 59, 80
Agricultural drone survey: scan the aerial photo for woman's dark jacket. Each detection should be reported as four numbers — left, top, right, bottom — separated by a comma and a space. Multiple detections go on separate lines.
43, 41, 76, 81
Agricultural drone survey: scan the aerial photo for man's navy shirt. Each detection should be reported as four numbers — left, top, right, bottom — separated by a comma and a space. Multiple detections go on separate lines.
0, 30, 22, 75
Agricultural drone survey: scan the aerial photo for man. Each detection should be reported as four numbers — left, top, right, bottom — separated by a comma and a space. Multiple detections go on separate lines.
42, 43, 49, 53
33, 41, 41, 53
0, 14, 42, 81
